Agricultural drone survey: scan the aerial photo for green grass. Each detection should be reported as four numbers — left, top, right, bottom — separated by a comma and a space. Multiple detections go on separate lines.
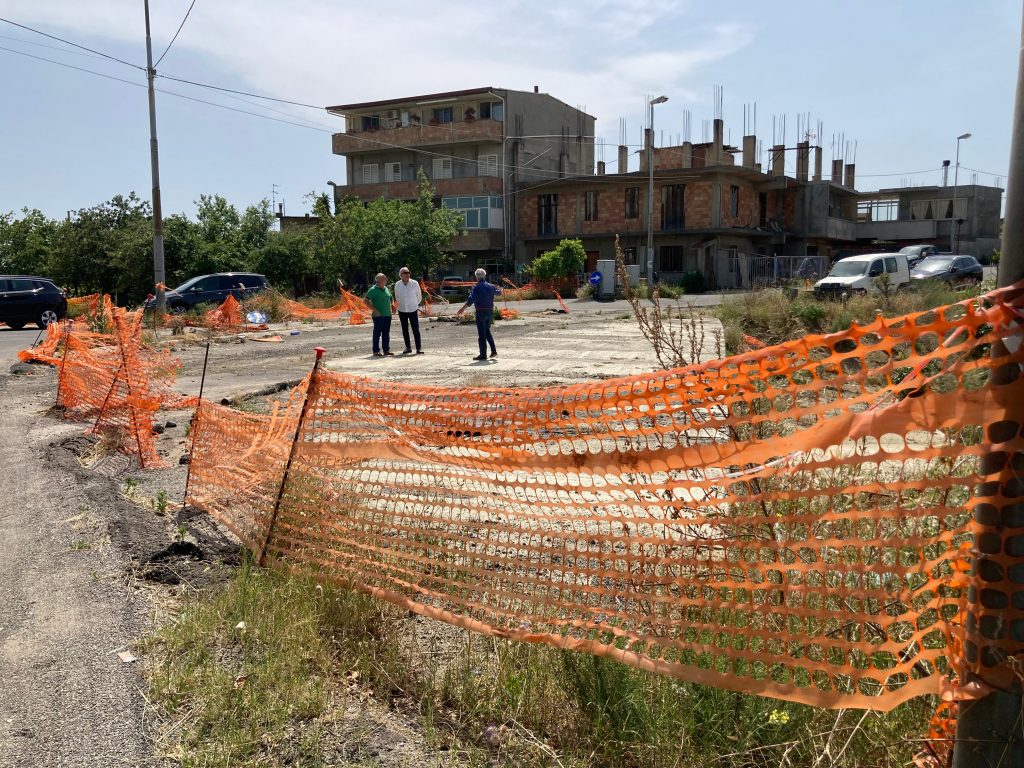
715, 282, 974, 354
146, 562, 936, 768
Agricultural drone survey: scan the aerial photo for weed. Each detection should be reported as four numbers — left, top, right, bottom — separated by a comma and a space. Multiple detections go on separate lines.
122, 478, 138, 497
69, 539, 91, 551
154, 489, 169, 515
148, 562, 934, 768
175, 524, 189, 543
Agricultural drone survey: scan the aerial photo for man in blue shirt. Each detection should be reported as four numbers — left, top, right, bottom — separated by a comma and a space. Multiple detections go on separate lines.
456, 268, 502, 361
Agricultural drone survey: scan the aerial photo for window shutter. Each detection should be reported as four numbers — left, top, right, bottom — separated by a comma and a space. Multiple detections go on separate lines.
477, 154, 498, 177
362, 163, 379, 184
384, 162, 401, 183
432, 158, 452, 179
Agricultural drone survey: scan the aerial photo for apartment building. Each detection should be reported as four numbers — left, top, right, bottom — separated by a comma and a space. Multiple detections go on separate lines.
516, 119, 863, 288
327, 87, 595, 276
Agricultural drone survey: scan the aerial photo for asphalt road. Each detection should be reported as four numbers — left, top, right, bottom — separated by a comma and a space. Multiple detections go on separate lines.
0, 326, 47, 367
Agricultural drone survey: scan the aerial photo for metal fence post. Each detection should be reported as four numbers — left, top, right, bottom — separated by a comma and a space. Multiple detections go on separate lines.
257, 347, 326, 567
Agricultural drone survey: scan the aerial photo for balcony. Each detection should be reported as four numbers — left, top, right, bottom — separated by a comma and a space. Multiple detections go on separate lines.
332, 118, 503, 155
333, 176, 503, 201
856, 219, 937, 241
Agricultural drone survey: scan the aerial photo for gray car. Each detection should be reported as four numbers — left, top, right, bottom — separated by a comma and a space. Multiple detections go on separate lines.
910, 255, 983, 287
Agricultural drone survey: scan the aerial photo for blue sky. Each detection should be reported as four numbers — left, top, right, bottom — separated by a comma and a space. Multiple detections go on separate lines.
0, 0, 1017, 219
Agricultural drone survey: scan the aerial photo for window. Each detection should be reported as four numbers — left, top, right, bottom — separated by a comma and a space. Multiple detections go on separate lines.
538, 194, 557, 235
868, 260, 884, 277
384, 162, 402, 183
8, 278, 36, 291
884, 257, 898, 274
441, 196, 501, 229
477, 154, 499, 177
360, 115, 381, 131
661, 184, 685, 230
622, 247, 638, 265
431, 158, 453, 180
584, 191, 599, 221
727, 246, 739, 273
910, 198, 968, 220
479, 101, 502, 120
624, 187, 639, 219
858, 198, 898, 222
759, 193, 768, 227
362, 163, 380, 184
659, 245, 685, 272
432, 107, 453, 124
729, 185, 740, 218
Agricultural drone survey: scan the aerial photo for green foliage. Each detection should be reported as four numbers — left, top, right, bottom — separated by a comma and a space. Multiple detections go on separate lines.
678, 270, 706, 294
148, 564, 935, 768
314, 169, 462, 286
528, 238, 587, 282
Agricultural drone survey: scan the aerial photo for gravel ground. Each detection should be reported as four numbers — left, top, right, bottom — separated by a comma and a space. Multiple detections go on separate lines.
0, 369, 158, 768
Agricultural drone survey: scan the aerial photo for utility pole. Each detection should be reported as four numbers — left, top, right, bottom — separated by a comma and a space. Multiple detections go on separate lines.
951, 7, 1024, 767
144, 0, 166, 312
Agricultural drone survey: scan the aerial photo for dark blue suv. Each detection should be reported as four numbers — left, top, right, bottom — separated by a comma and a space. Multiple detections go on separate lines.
146, 273, 270, 314
0, 276, 67, 330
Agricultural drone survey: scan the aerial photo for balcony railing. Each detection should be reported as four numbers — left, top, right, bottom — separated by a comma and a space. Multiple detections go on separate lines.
332, 118, 503, 155
333, 176, 503, 200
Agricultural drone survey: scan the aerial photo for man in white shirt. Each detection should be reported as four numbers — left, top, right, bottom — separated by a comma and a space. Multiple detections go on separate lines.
393, 266, 424, 354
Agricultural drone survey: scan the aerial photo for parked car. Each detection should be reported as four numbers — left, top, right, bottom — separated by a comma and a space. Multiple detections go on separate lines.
146, 272, 269, 313
910, 255, 983, 287
0, 275, 67, 330
813, 253, 911, 299
439, 276, 466, 296
899, 244, 940, 268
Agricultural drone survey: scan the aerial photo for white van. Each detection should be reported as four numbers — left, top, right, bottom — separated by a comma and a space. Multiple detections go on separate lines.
813, 253, 910, 299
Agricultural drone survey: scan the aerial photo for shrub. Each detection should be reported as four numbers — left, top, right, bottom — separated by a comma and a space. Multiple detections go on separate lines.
679, 270, 706, 294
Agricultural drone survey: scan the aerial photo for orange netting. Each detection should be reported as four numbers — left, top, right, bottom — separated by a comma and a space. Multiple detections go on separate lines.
271, 288, 367, 325
21, 305, 193, 468
185, 285, 1024, 711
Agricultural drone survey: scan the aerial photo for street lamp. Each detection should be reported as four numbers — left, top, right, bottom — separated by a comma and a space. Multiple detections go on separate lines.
646, 95, 668, 282
950, 132, 971, 252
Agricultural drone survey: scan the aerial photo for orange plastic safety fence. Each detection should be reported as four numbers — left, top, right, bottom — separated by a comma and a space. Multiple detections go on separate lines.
23, 305, 193, 467
186, 285, 1024, 711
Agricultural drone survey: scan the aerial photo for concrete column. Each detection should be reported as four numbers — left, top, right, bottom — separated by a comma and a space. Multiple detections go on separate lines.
772, 144, 786, 178
597, 161, 606, 175
617, 144, 629, 174
832, 158, 843, 183
844, 163, 856, 189
712, 118, 724, 166
680, 141, 693, 169
640, 128, 653, 172
813, 146, 823, 181
796, 141, 810, 182
742, 135, 757, 169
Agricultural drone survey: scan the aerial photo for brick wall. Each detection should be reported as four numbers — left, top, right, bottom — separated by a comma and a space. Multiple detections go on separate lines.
720, 182, 760, 229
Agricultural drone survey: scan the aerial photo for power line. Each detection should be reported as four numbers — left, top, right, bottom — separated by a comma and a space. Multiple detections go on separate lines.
0, 43, 144, 89
156, 72, 324, 110
0, 33, 110, 61
0, 43, 331, 134
155, 0, 197, 67
0, 16, 143, 70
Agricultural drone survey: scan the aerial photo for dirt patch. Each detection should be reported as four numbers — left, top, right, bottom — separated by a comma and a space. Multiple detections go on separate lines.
47, 434, 241, 592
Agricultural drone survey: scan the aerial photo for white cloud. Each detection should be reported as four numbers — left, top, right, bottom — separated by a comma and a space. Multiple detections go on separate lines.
0, 0, 753, 144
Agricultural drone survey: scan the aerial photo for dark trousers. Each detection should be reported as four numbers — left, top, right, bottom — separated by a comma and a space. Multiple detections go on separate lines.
398, 310, 421, 351
371, 315, 391, 353
476, 312, 496, 357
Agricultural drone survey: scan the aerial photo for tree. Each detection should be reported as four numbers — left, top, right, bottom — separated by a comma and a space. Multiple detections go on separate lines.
528, 238, 587, 282
399, 168, 463, 278
0, 209, 58, 276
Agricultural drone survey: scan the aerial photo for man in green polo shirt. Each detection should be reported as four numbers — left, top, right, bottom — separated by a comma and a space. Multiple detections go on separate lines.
363, 273, 394, 356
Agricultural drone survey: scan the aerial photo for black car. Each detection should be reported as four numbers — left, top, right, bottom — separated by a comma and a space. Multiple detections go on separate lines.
146, 272, 270, 314
910, 255, 983, 287
0, 276, 68, 330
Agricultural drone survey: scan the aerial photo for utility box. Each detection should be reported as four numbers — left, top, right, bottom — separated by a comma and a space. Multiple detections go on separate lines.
596, 259, 616, 300
625, 264, 640, 287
